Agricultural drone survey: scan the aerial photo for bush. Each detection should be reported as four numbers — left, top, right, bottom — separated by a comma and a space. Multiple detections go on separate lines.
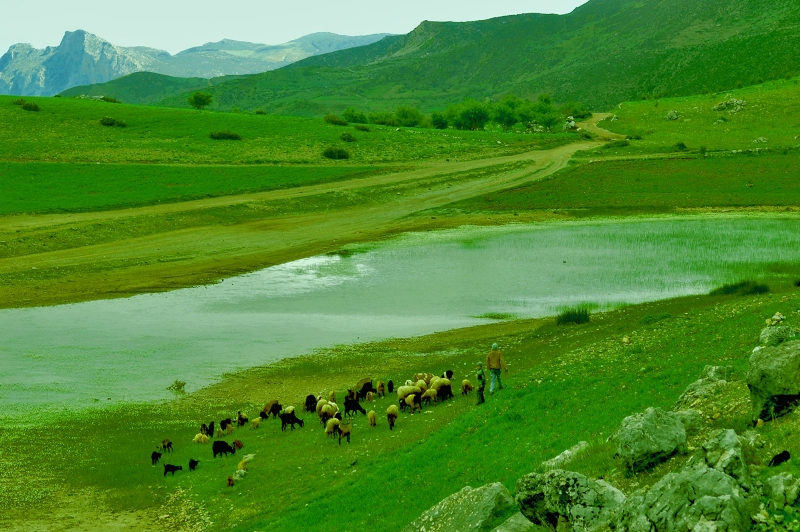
342, 108, 367, 123
709, 280, 769, 296
209, 131, 241, 140
187, 92, 212, 110
395, 106, 423, 127
367, 111, 398, 127
340, 132, 356, 142
11, 98, 25, 105
431, 111, 448, 129
166, 379, 186, 394
322, 147, 350, 159
100, 117, 127, 127
21, 102, 40, 112
556, 307, 591, 325
559, 102, 592, 119
354, 124, 371, 132
601, 139, 629, 149
675, 141, 688, 151
100, 96, 121, 103
324, 114, 348, 126
254, 109, 266, 115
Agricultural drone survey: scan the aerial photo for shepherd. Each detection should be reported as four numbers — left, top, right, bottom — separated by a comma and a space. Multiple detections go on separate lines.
486, 342, 508, 394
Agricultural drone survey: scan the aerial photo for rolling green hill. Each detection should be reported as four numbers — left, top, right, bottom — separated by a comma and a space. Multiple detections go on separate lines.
64, 0, 800, 115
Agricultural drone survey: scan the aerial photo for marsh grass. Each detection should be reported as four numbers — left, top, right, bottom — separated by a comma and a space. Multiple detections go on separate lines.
209, 130, 241, 140
556, 307, 591, 325
21, 102, 40, 112
474, 312, 517, 320
709, 280, 770, 296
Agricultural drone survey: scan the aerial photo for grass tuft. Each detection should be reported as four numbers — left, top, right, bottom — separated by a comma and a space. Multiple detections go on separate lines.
601, 139, 629, 149
21, 102, 40, 112
709, 280, 769, 296
99, 117, 126, 127
474, 312, 517, 320
556, 307, 591, 325
323, 114, 348, 126
322, 146, 350, 160
340, 132, 356, 143
354, 124, 371, 132
209, 131, 242, 140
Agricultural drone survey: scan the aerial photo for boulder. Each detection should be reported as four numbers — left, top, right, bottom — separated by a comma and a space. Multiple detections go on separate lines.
492, 512, 535, 532
614, 407, 686, 472
746, 340, 800, 421
759, 325, 796, 347
669, 409, 703, 433
613, 460, 758, 531
515, 469, 625, 531
672, 366, 733, 410
696, 429, 750, 489
666, 110, 679, 120
766, 472, 800, 508
541, 441, 589, 470
402, 483, 515, 532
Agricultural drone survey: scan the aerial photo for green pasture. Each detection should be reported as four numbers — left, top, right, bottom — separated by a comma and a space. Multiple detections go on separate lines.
447, 151, 800, 216
0, 95, 572, 166
5, 280, 800, 531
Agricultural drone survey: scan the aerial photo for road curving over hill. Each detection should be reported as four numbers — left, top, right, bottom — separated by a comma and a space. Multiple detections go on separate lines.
0, 118, 614, 308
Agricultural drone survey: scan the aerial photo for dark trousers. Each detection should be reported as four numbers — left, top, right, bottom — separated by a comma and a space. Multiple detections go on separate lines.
476, 387, 485, 404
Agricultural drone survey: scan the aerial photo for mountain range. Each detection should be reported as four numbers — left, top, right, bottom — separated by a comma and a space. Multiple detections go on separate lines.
61, 0, 800, 114
0, 30, 389, 96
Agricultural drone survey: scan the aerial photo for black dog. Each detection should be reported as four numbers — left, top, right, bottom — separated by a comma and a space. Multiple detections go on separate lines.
188, 459, 199, 471
163, 464, 182, 476
151, 451, 162, 465
769, 450, 791, 467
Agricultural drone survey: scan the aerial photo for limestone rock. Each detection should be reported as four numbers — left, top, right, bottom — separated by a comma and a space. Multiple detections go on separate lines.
696, 429, 750, 489
758, 325, 796, 347
766, 472, 800, 508
614, 407, 686, 472
666, 110, 679, 120
515, 469, 625, 531
402, 483, 515, 532
541, 441, 589, 470
673, 366, 732, 410
492, 512, 535, 532
746, 340, 800, 421
614, 460, 758, 531
669, 409, 703, 433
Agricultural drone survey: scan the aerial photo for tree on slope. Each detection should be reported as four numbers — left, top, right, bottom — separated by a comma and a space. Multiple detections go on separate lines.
187, 92, 213, 111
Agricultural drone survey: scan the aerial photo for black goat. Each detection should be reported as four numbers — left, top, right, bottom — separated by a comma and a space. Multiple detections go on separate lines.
188, 459, 199, 471
212, 440, 236, 458
151, 451, 162, 465
279, 411, 305, 431
344, 397, 366, 418
163, 464, 182, 476
304, 394, 318, 412
769, 450, 791, 467
387, 380, 394, 394
207, 421, 215, 438
441, 370, 454, 380
437, 384, 454, 402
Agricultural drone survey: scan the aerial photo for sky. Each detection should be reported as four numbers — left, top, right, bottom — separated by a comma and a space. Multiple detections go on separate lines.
2, 1, 589, 55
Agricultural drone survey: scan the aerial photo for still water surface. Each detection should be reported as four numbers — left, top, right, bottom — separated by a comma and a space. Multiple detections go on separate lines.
2, 216, 798, 417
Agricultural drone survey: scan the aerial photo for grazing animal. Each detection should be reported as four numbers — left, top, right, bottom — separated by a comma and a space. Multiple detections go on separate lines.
338, 420, 353, 445
200, 423, 208, 436
325, 418, 341, 438
366, 391, 375, 402
442, 370, 454, 380
421, 388, 438, 406
320, 404, 336, 424
415, 380, 428, 393
216, 428, 224, 438
387, 405, 399, 431
461, 379, 474, 395
188, 459, 199, 471
220, 418, 234, 434
279, 411, 305, 431
261, 401, 282, 419
368, 410, 377, 426
193, 433, 209, 444
404, 393, 421, 414
237, 411, 249, 427
344, 397, 367, 418
305, 394, 318, 412
227, 476, 235, 487
328, 391, 337, 403
160, 439, 173, 452
356, 379, 377, 400
233, 440, 243, 450
387, 380, 394, 394
437, 384, 454, 402
151, 451, 162, 465
163, 464, 182, 476
377, 381, 385, 397
769, 450, 791, 467
212, 440, 236, 458
207, 421, 215, 438
250, 417, 261, 429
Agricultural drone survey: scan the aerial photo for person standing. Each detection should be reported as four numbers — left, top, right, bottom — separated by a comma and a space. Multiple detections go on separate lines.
486, 342, 508, 394
475, 362, 486, 405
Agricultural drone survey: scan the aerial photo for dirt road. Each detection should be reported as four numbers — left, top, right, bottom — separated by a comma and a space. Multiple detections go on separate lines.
0, 118, 612, 308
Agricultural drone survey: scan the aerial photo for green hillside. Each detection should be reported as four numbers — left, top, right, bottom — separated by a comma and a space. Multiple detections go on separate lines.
65, 0, 800, 115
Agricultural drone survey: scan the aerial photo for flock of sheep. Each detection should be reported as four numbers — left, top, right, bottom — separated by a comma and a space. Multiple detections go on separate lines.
150, 370, 474, 486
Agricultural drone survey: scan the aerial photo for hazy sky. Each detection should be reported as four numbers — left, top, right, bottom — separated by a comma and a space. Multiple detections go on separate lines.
2, 1, 589, 55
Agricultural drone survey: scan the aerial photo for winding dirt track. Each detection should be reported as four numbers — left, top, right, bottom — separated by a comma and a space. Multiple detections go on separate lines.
0, 116, 615, 308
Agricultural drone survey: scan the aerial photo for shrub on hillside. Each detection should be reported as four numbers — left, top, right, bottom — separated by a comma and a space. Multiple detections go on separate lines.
675, 141, 688, 151
322, 146, 350, 159
709, 280, 769, 296
254, 109, 266, 115
559, 102, 592, 119
367, 111, 398, 127
340, 132, 356, 142
431, 112, 448, 129
187, 92, 212, 110
395, 106, 423, 128
342, 108, 367, 123
100, 117, 126, 127
209, 131, 242, 140
324, 114, 348, 126
21, 102, 40, 112
556, 307, 591, 325
354, 124, 371, 132
100, 96, 121, 103
11, 98, 25, 105
601, 139, 629, 149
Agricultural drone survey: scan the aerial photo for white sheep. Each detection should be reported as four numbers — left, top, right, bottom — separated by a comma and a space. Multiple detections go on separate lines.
250, 418, 261, 429
368, 410, 377, 427
415, 380, 428, 393
193, 433, 209, 444
461, 379, 474, 395
421, 388, 438, 406
325, 418, 341, 437
387, 405, 399, 430
328, 391, 336, 403
283, 406, 295, 415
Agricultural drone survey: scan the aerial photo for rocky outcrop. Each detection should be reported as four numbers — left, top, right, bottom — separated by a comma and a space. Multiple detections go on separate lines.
669, 409, 703, 433
401, 483, 516, 532
759, 325, 796, 347
746, 340, 800, 421
541, 441, 589, 470
673, 365, 734, 410
696, 429, 750, 488
492, 512, 535, 532
766, 473, 800, 509
515, 470, 625, 531
614, 407, 686, 472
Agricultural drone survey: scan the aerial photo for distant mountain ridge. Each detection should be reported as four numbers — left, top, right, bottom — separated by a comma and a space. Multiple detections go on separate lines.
0, 30, 389, 96
61, 0, 800, 114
